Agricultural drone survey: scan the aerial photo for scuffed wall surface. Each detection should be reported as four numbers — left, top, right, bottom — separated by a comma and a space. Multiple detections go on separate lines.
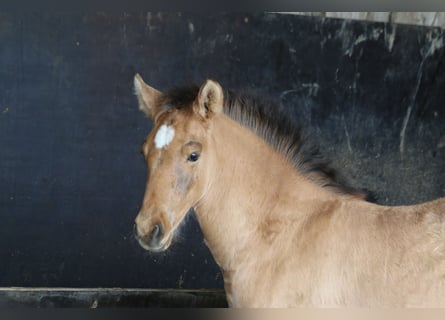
0, 13, 444, 289
282, 12, 445, 28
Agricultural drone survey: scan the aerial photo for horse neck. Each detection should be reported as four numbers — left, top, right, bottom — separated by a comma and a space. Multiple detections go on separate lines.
194, 114, 339, 270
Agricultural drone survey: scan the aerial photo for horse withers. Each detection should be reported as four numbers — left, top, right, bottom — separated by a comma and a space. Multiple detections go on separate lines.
132, 73, 445, 307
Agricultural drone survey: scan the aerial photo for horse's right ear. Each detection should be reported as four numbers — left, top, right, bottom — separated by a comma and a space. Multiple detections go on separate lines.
134, 73, 162, 119
194, 79, 224, 119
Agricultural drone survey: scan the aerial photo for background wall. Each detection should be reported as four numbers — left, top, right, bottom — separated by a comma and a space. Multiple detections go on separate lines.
0, 12, 444, 290
287, 12, 445, 28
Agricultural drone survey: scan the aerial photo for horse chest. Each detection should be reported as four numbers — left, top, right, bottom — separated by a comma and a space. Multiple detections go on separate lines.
222, 263, 302, 307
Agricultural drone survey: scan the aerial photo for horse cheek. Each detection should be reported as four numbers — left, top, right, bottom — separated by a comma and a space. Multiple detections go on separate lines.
175, 165, 194, 196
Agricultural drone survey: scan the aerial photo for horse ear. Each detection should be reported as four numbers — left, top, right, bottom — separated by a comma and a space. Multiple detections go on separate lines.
194, 79, 224, 118
134, 73, 162, 119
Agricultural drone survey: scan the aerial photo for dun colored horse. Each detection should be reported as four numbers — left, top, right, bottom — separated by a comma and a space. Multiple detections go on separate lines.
132, 73, 445, 307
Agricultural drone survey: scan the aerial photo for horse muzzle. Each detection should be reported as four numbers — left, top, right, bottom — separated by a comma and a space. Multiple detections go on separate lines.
134, 221, 172, 252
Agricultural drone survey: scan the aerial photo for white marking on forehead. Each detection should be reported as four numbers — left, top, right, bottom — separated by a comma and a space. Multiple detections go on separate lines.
154, 124, 175, 149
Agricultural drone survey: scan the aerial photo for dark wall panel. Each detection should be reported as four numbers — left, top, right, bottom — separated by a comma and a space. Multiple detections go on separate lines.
0, 13, 444, 288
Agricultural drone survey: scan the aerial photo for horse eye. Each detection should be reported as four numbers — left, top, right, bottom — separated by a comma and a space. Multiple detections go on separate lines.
187, 152, 200, 162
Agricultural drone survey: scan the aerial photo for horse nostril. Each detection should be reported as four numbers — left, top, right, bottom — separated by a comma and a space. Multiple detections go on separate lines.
149, 222, 164, 243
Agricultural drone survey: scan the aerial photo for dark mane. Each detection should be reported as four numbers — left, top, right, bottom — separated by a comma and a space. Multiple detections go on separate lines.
162, 85, 371, 200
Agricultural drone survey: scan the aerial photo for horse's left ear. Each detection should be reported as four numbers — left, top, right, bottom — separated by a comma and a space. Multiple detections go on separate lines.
194, 79, 224, 118
134, 73, 163, 119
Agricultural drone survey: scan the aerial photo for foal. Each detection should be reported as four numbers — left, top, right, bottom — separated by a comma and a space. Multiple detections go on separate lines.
132, 74, 445, 307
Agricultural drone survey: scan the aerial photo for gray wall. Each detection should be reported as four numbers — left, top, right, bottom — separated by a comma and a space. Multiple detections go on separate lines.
0, 12, 444, 289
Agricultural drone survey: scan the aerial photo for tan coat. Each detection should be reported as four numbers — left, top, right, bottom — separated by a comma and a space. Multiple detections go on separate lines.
133, 74, 445, 307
